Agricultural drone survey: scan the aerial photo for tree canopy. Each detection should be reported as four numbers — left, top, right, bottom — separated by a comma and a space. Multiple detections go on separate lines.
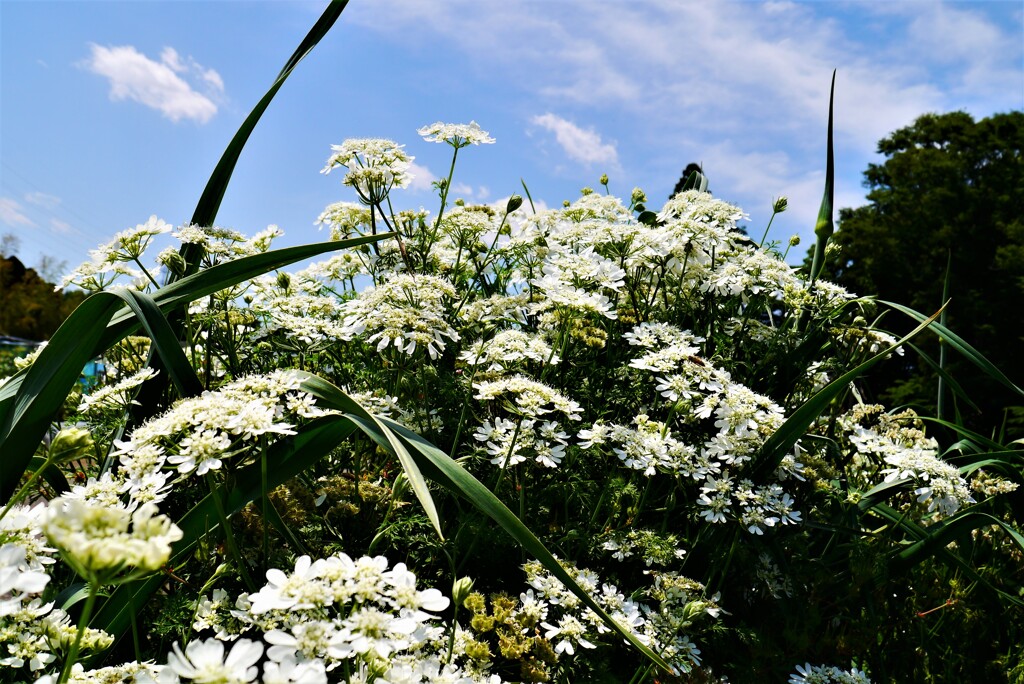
821, 110, 1024, 434
0, 254, 85, 341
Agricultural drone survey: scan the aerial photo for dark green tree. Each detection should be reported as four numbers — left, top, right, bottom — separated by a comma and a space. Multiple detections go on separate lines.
820, 110, 1024, 435
0, 254, 85, 341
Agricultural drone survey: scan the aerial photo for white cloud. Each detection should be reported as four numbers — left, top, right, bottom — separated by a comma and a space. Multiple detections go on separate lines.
0, 198, 34, 227
531, 113, 619, 168
406, 161, 438, 192
24, 191, 61, 209
50, 218, 73, 235
83, 44, 223, 123
450, 182, 474, 197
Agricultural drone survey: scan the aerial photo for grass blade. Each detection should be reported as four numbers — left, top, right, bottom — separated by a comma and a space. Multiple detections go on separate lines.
180, 0, 350, 278
881, 299, 1024, 400
751, 305, 942, 480
808, 70, 836, 285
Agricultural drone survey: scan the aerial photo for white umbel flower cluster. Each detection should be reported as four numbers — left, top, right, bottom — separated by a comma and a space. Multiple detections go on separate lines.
42, 498, 182, 582
188, 552, 500, 683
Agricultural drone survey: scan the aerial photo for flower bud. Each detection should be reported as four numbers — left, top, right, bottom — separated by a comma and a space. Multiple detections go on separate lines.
788, 234, 801, 247
452, 576, 475, 608
49, 426, 94, 464
276, 272, 291, 291
580, 187, 594, 196
159, 250, 187, 277
599, 174, 609, 186
631, 187, 647, 205
506, 195, 523, 213
773, 196, 789, 213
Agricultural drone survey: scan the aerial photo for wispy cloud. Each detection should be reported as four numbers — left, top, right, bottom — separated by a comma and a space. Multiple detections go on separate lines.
83, 44, 223, 123
406, 161, 437, 192
24, 191, 61, 209
0, 198, 35, 227
531, 113, 619, 168
50, 218, 74, 235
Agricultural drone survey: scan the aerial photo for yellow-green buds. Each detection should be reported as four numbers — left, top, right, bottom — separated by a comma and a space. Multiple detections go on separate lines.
49, 426, 95, 464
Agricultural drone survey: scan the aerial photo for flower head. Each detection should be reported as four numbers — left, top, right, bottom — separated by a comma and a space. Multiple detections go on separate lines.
417, 121, 495, 148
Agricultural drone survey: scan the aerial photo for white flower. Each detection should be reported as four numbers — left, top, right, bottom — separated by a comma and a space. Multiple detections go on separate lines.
541, 614, 596, 655
417, 120, 495, 147
166, 637, 263, 683
43, 498, 182, 582
322, 138, 413, 204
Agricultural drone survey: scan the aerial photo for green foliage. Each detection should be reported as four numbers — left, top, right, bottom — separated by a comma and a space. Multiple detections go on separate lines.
819, 111, 1024, 437
0, 254, 85, 341
1, 11, 1021, 683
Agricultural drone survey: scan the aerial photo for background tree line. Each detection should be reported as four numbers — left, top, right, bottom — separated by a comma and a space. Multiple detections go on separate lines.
0, 234, 85, 342
817, 110, 1023, 438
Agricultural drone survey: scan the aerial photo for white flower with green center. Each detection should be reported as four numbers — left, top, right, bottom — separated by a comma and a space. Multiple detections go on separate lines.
473, 376, 581, 420
94, 215, 172, 264
343, 606, 416, 659
261, 654, 328, 684
383, 563, 450, 614
341, 274, 459, 360
322, 138, 413, 204
78, 367, 158, 415
264, 619, 341, 663
42, 499, 181, 583
249, 556, 327, 615
417, 120, 495, 147
541, 614, 595, 655
789, 662, 873, 684
0, 544, 49, 616
460, 330, 558, 374
166, 637, 263, 684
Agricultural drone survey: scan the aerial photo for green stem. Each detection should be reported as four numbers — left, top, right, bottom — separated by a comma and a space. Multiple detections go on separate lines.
0, 454, 55, 523
432, 147, 461, 241
261, 438, 269, 573
758, 209, 779, 249
132, 256, 162, 291
205, 473, 256, 591
57, 583, 99, 684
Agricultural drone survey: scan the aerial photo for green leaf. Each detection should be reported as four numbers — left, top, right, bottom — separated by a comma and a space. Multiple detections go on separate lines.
0, 294, 122, 500
296, 373, 444, 539
179, 0, 351, 278
751, 305, 942, 480
894, 511, 1024, 573
681, 169, 709, 193
0, 286, 213, 500
808, 70, 836, 284
881, 299, 1024, 400
906, 342, 980, 414
114, 289, 202, 399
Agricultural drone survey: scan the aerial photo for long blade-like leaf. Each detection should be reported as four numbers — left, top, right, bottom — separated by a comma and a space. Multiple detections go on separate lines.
751, 305, 942, 480
296, 373, 443, 538
0, 294, 123, 500
180, 0, 350, 278
115, 289, 203, 399
0, 286, 209, 500
881, 299, 1024, 400
376, 417, 675, 673
808, 70, 836, 285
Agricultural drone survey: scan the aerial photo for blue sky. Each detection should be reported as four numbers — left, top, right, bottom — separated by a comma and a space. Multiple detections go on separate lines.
1, 0, 1022, 279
